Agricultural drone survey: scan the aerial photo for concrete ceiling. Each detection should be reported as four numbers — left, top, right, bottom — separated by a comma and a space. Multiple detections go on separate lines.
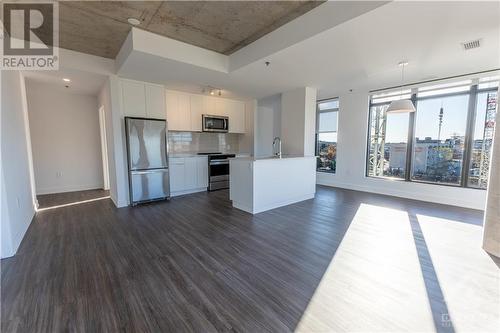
58, 0, 324, 59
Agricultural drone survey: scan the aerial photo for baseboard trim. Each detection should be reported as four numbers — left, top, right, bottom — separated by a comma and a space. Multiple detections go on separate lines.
316, 178, 485, 210
253, 193, 315, 214
232, 201, 254, 214
171, 187, 207, 197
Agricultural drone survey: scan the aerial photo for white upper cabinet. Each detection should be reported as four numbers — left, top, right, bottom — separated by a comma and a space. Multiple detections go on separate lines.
202, 96, 217, 116
120, 79, 165, 119
164, 89, 246, 133
145, 84, 166, 119
190, 94, 204, 132
178, 93, 191, 129
214, 98, 227, 116
166, 90, 191, 131
227, 100, 246, 133
121, 80, 146, 117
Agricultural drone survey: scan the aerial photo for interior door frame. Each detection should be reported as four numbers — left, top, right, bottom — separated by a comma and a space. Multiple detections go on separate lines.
98, 106, 110, 190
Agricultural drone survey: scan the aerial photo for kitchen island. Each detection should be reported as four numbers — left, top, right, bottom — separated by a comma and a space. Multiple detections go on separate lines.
229, 156, 316, 214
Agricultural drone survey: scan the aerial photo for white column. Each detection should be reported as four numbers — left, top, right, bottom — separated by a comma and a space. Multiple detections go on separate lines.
482, 89, 500, 257
281, 87, 317, 156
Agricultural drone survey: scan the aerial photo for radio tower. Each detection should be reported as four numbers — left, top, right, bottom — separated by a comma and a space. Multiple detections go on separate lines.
478, 92, 498, 188
437, 105, 444, 143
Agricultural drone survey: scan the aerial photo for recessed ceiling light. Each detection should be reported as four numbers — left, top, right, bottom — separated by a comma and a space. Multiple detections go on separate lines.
63, 78, 71, 82
127, 18, 141, 26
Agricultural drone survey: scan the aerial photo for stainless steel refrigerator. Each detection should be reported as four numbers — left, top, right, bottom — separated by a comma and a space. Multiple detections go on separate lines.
125, 117, 170, 205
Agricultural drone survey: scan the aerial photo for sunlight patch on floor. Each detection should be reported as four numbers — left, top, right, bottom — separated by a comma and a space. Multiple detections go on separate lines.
36, 196, 110, 212
296, 203, 435, 332
417, 214, 500, 332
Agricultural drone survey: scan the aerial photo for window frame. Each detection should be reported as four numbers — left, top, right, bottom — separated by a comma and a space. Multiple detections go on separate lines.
366, 78, 498, 189
316, 97, 339, 174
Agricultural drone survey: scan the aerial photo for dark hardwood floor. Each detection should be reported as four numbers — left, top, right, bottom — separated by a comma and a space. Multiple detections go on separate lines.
36, 189, 110, 209
2, 186, 498, 332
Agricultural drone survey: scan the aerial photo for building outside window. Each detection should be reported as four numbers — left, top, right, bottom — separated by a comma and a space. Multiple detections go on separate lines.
367, 76, 498, 189
316, 98, 339, 173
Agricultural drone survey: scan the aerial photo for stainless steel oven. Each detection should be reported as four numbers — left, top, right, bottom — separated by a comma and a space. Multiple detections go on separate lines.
202, 115, 229, 133
199, 153, 235, 191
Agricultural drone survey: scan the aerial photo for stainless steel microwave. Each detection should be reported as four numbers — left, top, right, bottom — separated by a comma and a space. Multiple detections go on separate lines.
202, 115, 229, 132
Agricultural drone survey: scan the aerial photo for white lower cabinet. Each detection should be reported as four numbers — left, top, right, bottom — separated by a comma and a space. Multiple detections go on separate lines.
168, 156, 208, 196
169, 159, 186, 193
197, 157, 209, 188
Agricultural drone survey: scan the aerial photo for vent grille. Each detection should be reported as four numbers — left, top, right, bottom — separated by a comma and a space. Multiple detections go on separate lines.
462, 39, 481, 50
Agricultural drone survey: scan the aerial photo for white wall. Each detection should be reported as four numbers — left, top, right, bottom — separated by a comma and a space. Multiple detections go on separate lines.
98, 79, 118, 203
98, 76, 129, 207
26, 81, 103, 194
255, 94, 281, 157
317, 91, 487, 210
281, 87, 317, 156
1, 71, 36, 258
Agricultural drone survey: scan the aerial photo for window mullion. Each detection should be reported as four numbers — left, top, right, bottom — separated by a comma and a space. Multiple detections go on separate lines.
462, 84, 478, 187
405, 92, 417, 181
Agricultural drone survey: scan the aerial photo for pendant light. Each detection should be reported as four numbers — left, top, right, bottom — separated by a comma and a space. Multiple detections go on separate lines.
386, 61, 416, 113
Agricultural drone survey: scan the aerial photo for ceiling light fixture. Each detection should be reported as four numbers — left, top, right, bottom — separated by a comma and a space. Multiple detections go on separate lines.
63, 78, 71, 82
386, 61, 416, 113
127, 17, 141, 26
204, 85, 222, 96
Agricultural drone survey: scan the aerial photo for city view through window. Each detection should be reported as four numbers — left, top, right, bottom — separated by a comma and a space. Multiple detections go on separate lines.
367, 78, 498, 188
316, 99, 338, 173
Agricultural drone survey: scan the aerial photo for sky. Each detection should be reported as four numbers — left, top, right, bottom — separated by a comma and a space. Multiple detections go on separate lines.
384, 93, 495, 143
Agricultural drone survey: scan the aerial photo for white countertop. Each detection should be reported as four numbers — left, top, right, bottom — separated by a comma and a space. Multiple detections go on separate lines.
169, 153, 199, 158
169, 152, 246, 158
230, 155, 316, 161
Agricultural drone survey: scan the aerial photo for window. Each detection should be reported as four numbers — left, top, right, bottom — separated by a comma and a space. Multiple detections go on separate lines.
367, 76, 498, 189
316, 98, 338, 173
367, 104, 410, 179
468, 91, 498, 188
412, 94, 469, 185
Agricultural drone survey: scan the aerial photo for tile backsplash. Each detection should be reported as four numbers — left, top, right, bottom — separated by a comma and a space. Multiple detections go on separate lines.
168, 132, 240, 154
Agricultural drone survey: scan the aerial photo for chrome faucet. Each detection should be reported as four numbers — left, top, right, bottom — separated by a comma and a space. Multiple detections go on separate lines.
273, 137, 282, 158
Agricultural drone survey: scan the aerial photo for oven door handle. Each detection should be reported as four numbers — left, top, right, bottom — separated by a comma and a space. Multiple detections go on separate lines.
210, 160, 229, 165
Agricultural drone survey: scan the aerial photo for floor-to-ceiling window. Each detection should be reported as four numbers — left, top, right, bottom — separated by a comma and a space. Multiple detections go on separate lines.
316, 98, 339, 173
367, 75, 498, 189
367, 90, 411, 179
